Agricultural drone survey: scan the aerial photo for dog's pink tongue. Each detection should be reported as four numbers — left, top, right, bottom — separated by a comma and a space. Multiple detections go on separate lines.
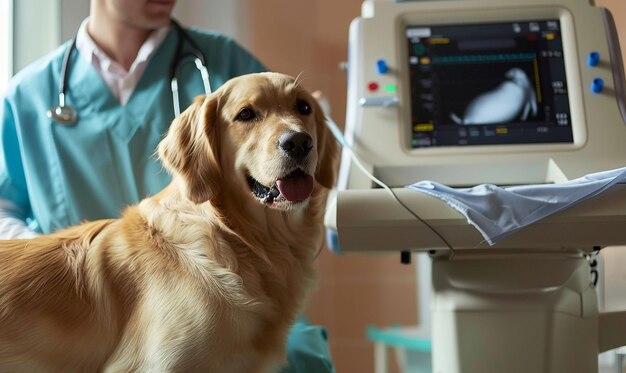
276, 174, 314, 202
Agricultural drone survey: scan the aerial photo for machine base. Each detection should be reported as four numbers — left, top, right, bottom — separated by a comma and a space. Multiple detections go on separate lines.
431, 251, 599, 373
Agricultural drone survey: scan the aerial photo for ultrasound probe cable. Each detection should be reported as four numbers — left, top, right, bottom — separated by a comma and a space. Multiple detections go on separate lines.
324, 116, 457, 258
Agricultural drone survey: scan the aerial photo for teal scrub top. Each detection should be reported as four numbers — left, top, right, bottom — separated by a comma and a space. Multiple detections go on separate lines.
0, 27, 266, 233
0, 26, 333, 372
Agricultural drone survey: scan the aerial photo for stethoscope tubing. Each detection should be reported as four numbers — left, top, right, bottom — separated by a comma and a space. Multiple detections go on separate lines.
46, 37, 79, 125
48, 19, 211, 125
170, 19, 212, 117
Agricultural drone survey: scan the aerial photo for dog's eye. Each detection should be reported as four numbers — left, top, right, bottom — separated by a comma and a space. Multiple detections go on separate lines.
237, 108, 256, 121
296, 100, 311, 115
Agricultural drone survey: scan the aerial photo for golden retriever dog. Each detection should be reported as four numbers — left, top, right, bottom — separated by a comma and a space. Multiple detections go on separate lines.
0, 72, 338, 372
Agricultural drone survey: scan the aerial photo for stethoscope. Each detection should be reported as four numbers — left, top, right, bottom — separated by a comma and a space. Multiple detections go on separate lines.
47, 19, 211, 125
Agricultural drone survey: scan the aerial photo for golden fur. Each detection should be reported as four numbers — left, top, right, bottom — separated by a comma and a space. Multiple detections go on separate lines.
0, 72, 338, 372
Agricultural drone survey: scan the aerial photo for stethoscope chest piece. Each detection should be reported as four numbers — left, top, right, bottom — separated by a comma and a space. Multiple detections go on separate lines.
47, 103, 78, 126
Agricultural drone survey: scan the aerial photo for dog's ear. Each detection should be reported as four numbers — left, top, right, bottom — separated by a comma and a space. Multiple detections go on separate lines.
158, 94, 222, 204
313, 100, 339, 189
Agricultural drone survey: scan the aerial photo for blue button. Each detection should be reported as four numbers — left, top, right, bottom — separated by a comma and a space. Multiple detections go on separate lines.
376, 59, 389, 74
326, 229, 342, 254
588, 51, 600, 67
591, 78, 604, 93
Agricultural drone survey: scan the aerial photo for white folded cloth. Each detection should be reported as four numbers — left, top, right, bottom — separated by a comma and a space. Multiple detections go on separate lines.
407, 167, 626, 245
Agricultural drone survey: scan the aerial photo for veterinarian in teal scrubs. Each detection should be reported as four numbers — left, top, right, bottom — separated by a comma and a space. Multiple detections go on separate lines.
0, 1, 333, 371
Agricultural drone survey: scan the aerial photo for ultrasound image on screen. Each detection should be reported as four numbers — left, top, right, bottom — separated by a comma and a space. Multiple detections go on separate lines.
407, 20, 573, 148
449, 67, 537, 125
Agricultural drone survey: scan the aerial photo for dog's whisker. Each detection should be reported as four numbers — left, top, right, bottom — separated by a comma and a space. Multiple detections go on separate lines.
292, 71, 304, 89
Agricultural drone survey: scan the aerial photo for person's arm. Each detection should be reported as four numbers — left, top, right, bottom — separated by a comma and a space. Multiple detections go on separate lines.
0, 199, 38, 239
0, 97, 36, 240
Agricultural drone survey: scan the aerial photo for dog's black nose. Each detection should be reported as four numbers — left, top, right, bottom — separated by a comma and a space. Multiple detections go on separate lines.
279, 131, 313, 160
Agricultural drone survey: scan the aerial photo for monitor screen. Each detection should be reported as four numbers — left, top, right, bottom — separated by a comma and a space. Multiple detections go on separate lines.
406, 20, 573, 148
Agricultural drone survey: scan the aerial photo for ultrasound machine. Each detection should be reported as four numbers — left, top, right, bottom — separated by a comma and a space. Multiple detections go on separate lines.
325, 0, 626, 371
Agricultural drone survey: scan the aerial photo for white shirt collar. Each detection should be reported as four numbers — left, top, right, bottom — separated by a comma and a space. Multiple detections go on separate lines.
75, 17, 170, 75
74, 17, 170, 104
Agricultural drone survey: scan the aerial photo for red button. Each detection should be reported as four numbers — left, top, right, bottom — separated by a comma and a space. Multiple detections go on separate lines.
368, 82, 379, 91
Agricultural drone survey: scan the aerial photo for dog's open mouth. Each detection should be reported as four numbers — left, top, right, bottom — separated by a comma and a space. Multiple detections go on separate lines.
247, 169, 314, 205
